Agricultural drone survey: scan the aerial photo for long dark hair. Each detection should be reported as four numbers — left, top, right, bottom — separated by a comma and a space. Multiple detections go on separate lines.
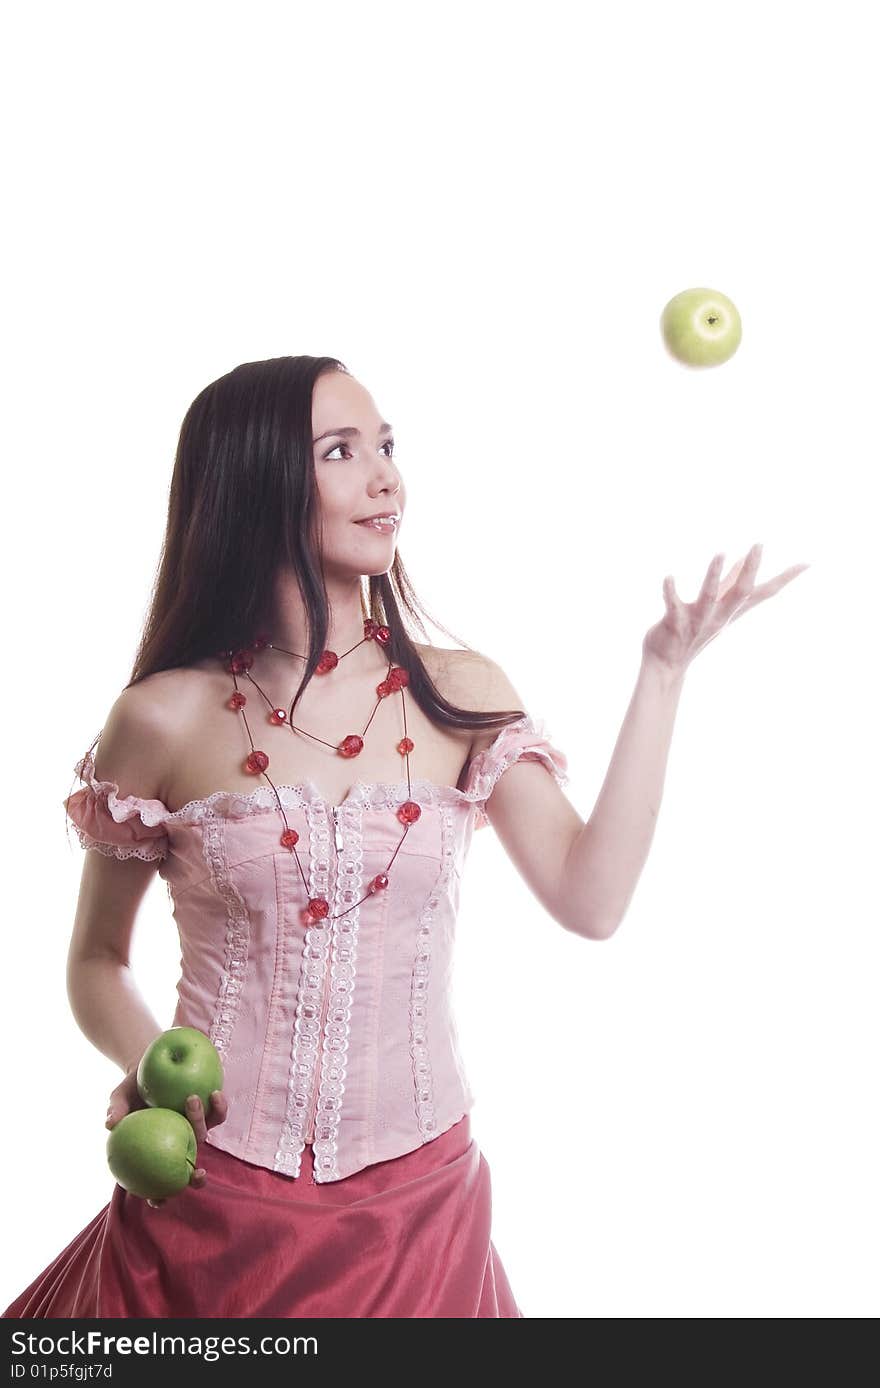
119, 355, 523, 739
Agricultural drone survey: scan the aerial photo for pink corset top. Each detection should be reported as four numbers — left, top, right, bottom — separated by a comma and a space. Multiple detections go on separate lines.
62, 712, 569, 1183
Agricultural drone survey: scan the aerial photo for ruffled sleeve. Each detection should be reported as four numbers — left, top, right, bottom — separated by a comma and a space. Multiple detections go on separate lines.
462, 712, 570, 830
63, 744, 171, 863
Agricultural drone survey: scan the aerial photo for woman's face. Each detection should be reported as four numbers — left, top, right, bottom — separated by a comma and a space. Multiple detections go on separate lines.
311, 370, 405, 578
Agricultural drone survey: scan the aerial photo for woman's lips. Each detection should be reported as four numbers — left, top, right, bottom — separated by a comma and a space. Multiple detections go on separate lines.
355, 516, 399, 534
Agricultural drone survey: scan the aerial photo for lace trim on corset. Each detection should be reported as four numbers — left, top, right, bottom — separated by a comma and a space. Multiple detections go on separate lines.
275, 800, 332, 1179
68, 826, 168, 862
136, 778, 474, 822
72, 715, 566, 842
200, 809, 251, 1062
73, 748, 174, 830
410, 804, 460, 1140
465, 714, 570, 830
67, 747, 170, 859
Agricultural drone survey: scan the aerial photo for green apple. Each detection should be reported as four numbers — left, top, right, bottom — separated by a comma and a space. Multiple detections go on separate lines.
660, 287, 742, 367
136, 1026, 224, 1116
107, 1107, 197, 1200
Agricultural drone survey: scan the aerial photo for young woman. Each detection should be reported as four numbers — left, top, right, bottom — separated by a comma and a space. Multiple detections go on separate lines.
3, 356, 806, 1319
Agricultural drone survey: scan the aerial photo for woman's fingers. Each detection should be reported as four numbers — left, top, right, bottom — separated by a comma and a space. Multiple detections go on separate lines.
186, 1095, 208, 1143
205, 1091, 228, 1129
727, 563, 810, 623
185, 1088, 230, 1139
185, 1091, 228, 1137
146, 1167, 207, 1209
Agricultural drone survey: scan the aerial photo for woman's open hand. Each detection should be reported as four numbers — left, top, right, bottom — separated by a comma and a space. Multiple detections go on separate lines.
641, 543, 810, 674
105, 1068, 229, 1209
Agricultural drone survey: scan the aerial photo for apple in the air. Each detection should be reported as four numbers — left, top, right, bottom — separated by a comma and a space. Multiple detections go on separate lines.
107, 1107, 197, 1200
136, 1026, 224, 1117
660, 287, 742, 367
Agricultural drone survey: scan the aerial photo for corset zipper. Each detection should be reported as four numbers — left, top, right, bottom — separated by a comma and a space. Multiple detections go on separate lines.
304, 806, 341, 1150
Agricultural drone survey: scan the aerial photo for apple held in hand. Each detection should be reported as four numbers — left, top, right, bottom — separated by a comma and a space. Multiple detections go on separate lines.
137, 1027, 224, 1117
660, 287, 742, 367
107, 1108, 197, 1200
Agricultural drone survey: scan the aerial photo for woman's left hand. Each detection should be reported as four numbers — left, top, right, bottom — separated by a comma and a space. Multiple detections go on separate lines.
641, 543, 810, 674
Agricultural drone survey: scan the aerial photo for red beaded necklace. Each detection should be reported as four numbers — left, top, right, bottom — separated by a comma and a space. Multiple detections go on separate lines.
218, 618, 420, 926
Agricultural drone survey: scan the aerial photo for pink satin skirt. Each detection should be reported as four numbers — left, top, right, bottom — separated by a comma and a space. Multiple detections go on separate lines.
3, 1114, 523, 1319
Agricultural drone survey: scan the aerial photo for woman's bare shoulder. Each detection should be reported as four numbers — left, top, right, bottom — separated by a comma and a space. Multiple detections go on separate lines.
93, 667, 207, 802
415, 642, 491, 703
414, 642, 526, 765
112, 665, 210, 728
420, 645, 528, 761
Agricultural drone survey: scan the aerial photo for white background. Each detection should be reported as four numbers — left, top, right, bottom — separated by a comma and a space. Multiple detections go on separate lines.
2, 0, 876, 1319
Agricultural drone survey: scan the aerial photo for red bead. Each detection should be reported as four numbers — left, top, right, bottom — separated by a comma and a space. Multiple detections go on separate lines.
374, 625, 391, 645
368, 873, 390, 894
229, 649, 254, 675
315, 650, 338, 674
307, 897, 330, 920
397, 736, 414, 754
364, 619, 378, 639
280, 828, 299, 848
252, 632, 271, 649
229, 691, 247, 710
338, 734, 364, 758
269, 707, 287, 725
397, 800, 421, 825
387, 666, 409, 691
376, 679, 392, 697
245, 750, 269, 774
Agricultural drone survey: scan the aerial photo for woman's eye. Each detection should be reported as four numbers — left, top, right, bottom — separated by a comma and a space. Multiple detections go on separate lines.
323, 439, 395, 461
